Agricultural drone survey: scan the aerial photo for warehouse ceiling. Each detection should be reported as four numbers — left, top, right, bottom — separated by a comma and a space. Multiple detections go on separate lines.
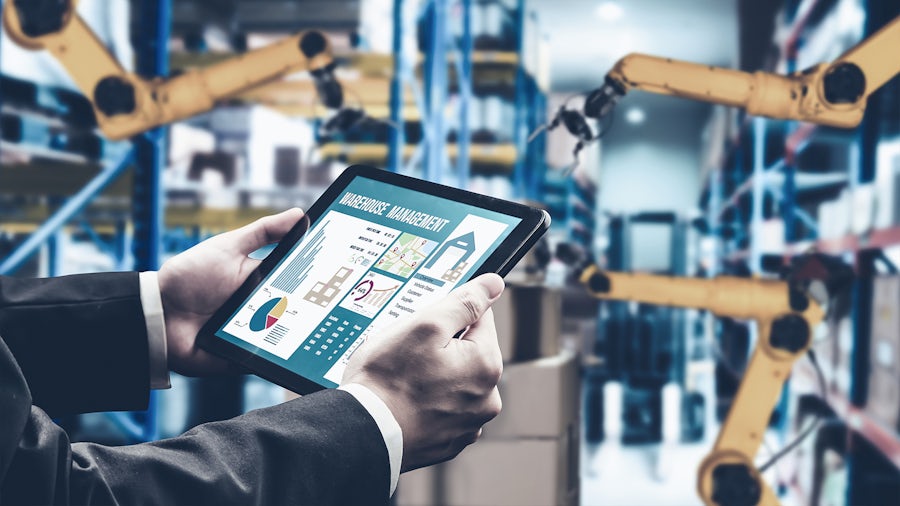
531, 0, 739, 93
529, 0, 743, 207
162, 0, 748, 153
166, 0, 742, 93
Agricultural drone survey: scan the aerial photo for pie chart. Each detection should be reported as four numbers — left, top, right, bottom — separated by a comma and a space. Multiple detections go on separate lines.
250, 296, 288, 332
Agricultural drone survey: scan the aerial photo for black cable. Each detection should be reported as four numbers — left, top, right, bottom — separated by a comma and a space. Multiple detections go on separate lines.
757, 349, 829, 473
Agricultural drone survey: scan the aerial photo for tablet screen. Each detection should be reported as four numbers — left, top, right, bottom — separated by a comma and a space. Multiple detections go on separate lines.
214, 175, 524, 388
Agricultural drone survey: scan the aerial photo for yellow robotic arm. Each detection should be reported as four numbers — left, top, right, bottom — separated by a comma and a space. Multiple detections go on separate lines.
3, 0, 338, 140
579, 265, 825, 506
582, 14, 900, 129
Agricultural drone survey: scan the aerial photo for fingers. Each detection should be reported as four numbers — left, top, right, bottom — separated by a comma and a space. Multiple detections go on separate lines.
233, 208, 306, 255
427, 273, 504, 338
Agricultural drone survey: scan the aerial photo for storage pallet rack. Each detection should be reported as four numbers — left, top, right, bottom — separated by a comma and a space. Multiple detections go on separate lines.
311, 0, 549, 197
701, 0, 900, 503
164, 1, 551, 197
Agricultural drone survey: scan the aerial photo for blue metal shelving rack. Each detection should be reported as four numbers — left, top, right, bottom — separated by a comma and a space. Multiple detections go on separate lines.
706, 0, 900, 502
0, 0, 172, 443
387, 0, 407, 174
391, 0, 545, 194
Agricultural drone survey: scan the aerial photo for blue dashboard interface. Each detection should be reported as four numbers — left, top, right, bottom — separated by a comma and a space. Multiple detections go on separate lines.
215, 176, 523, 387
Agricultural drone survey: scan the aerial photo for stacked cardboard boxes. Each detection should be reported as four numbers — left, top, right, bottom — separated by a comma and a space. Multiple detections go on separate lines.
491, 282, 563, 363
397, 284, 578, 506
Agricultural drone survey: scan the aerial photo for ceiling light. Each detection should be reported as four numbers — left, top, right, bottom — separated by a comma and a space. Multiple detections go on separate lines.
595, 2, 624, 22
625, 107, 645, 125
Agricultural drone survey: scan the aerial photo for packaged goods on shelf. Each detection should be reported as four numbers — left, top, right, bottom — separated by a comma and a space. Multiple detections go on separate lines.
817, 191, 852, 240
873, 139, 900, 229
816, 318, 840, 390
759, 219, 785, 254
851, 184, 875, 235
209, 106, 315, 198
168, 123, 216, 178
834, 317, 854, 398
867, 276, 900, 430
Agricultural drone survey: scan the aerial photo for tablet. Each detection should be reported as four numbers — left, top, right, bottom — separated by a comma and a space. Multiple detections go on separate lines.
198, 165, 549, 394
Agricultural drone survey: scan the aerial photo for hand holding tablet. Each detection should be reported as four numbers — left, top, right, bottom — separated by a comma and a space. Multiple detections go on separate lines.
342, 272, 506, 472
197, 165, 549, 394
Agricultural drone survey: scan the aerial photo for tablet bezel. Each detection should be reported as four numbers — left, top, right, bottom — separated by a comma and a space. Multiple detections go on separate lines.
197, 164, 549, 394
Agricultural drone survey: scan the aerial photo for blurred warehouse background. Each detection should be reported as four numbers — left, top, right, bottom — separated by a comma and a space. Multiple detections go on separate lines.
1, 0, 900, 505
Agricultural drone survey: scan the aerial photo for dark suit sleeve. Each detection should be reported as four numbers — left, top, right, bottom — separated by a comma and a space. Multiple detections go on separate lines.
0, 274, 391, 504
0, 340, 389, 506
0, 272, 149, 416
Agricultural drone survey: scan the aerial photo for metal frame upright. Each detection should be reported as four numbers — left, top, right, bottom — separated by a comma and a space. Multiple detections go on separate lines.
0, 0, 171, 442
455, 0, 473, 187
387, 0, 406, 173
845, 0, 899, 503
422, 0, 449, 183
132, 0, 172, 275
511, 0, 527, 197
118, 0, 174, 444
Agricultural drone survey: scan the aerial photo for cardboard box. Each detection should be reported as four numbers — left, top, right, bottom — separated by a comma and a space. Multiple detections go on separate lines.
396, 465, 439, 506
395, 354, 578, 504
443, 432, 579, 506
397, 432, 579, 506
493, 283, 562, 363
484, 353, 579, 439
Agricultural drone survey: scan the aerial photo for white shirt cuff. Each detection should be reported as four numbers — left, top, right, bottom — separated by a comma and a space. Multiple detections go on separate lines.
338, 383, 402, 496
139, 271, 171, 390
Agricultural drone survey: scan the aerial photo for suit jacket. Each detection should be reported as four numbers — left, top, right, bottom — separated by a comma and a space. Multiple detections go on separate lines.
0, 272, 390, 505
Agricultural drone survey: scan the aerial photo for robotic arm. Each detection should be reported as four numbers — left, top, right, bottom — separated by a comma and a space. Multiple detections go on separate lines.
535, 14, 900, 164
587, 14, 900, 127
3, 0, 339, 140
580, 266, 821, 506
557, 249, 851, 506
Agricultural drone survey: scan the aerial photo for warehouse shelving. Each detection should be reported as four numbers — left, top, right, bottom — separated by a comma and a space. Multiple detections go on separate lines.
700, 0, 900, 502
784, 226, 900, 256
0, 0, 179, 442
792, 360, 900, 471
173, 50, 526, 121
542, 171, 596, 252
318, 142, 517, 168
378, 0, 547, 196
5, 204, 281, 233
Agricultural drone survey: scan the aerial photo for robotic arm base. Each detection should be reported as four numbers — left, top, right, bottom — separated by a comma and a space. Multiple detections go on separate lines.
698, 452, 768, 506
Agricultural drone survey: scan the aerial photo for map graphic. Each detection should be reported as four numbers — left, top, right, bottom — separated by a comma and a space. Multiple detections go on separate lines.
376, 233, 438, 279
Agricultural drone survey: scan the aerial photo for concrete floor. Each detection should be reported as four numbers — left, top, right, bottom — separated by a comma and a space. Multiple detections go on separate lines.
580, 442, 710, 506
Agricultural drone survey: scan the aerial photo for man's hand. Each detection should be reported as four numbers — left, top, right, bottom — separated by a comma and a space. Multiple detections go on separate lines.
342, 273, 505, 472
158, 208, 305, 376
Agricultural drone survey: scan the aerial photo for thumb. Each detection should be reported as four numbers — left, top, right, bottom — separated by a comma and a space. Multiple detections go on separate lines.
424, 273, 504, 339
232, 208, 306, 255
